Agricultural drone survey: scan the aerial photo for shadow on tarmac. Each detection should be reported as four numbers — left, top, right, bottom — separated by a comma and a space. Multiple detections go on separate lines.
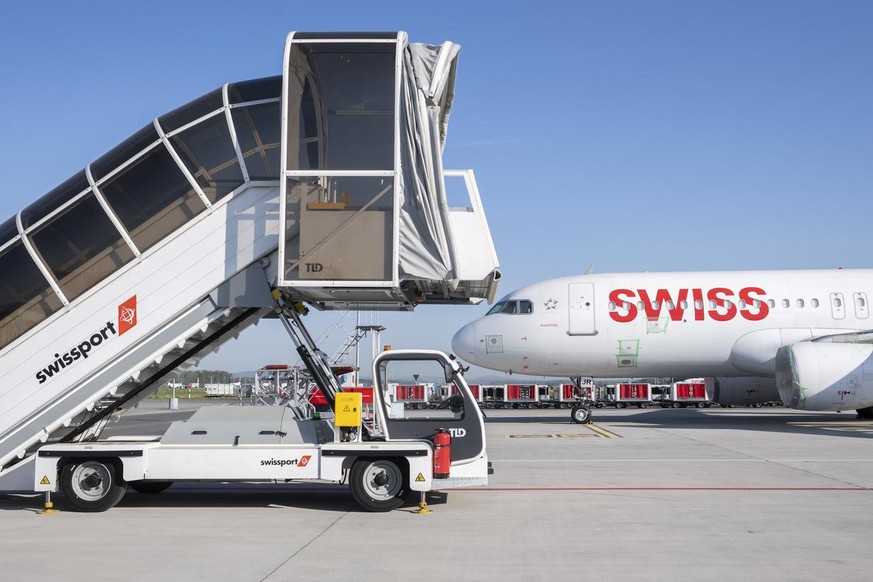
0, 484, 448, 514
482, 407, 873, 440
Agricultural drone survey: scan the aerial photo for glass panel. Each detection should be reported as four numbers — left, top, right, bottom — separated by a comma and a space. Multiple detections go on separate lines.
101, 143, 206, 252
29, 193, 134, 301
0, 241, 63, 351
286, 42, 394, 171
227, 76, 281, 104
0, 217, 17, 247
91, 125, 160, 181
231, 103, 281, 180
159, 88, 223, 134
170, 113, 243, 203
380, 357, 465, 421
486, 301, 505, 315
21, 170, 90, 229
283, 175, 393, 282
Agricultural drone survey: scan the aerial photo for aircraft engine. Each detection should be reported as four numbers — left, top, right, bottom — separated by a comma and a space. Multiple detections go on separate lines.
774, 342, 873, 411
711, 377, 779, 406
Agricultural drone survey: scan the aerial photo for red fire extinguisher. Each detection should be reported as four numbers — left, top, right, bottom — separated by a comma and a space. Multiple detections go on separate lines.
432, 428, 451, 479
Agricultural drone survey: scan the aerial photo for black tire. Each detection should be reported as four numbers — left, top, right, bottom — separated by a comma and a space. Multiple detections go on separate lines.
349, 459, 408, 512
639, 402, 648, 409
595, 402, 604, 409
856, 406, 873, 420
60, 459, 126, 512
616, 402, 627, 409
696, 402, 706, 408
672, 402, 681, 408
571, 405, 592, 424
129, 481, 173, 495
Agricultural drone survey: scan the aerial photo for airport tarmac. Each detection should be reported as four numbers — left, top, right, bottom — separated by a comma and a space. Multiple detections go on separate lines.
3, 402, 873, 581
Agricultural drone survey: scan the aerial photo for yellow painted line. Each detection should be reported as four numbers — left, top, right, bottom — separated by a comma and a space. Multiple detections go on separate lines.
585, 424, 622, 439
508, 434, 554, 439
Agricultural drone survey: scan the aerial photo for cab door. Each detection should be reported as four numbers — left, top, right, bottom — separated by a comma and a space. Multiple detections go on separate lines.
568, 282, 597, 335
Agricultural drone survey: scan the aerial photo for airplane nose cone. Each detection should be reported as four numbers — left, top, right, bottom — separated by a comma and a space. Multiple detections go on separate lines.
452, 321, 478, 362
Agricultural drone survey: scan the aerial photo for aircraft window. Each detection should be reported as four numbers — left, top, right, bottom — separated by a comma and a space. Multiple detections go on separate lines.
709, 300, 717, 309
797, 299, 805, 308
519, 300, 533, 314
99, 139, 207, 253
738, 300, 747, 309
834, 297, 843, 308
169, 112, 244, 203
231, 102, 282, 180
486, 301, 506, 315
767, 299, 776, 308
782, 299, 790, 308
858, 297, 867, 308
679, 300, 688, 310
694, 299, 703, 310
29, 193, 135, 302
608, 301, 616, 311
500, 301, 518, 314
623, 301, 631, 311
812, 298, 820, 308
651, 301, 660, 310
0, 241, 64, 351
637, 301, 645, 310
725, 299, 733, 309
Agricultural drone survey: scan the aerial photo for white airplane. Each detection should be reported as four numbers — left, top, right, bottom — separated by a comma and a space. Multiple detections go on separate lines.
451, 269, 873, 422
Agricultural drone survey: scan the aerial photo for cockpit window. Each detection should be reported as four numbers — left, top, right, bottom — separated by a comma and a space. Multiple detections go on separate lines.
486, 301, 506, 315
486, 299, 533, 315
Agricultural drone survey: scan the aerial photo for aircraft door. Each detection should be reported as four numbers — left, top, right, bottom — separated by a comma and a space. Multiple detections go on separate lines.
568, 282, 597, 335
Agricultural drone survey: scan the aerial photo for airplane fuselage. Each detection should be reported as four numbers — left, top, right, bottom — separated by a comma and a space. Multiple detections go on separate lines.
453, 269, 872, 381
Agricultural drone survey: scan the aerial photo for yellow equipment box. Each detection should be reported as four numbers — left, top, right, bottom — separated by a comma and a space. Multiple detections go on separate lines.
335, 392, 363, 427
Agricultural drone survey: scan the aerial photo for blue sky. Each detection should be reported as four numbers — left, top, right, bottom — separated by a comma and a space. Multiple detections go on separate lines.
2, 1, 872, 377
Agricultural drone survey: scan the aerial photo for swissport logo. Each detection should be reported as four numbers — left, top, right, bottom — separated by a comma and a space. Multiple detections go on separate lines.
260, 455, 312, 468
35, 295, 139, 384
118, 295, 137, 335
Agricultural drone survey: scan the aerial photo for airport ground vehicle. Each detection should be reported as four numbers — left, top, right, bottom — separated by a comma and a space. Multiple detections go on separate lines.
660, 379, 712, 408
33, 346, 488, 512
0, 32, 499, 511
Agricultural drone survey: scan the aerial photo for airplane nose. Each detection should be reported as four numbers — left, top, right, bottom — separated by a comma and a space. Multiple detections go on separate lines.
452, 321, 478, 362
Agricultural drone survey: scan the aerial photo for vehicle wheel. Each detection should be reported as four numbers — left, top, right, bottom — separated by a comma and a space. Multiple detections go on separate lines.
672, 402, 681, 408
639, 402, 648, 409
616, 402, 627, 409
60, 459, 126, 512
696, 402, 705, 408
129, 481, 173, 494
570, 405, 592, 424
349, 459, 407, 512
856, 406, 873, 419
661, 403, 669, 408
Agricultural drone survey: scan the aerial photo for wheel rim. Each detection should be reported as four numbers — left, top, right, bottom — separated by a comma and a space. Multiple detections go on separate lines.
361, 461, 402, 501
574, 408, 588, 422
71, 461, 112, 501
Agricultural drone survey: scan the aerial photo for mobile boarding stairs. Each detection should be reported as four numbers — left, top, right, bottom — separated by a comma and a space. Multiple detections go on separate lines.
0, 32, 500, 498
